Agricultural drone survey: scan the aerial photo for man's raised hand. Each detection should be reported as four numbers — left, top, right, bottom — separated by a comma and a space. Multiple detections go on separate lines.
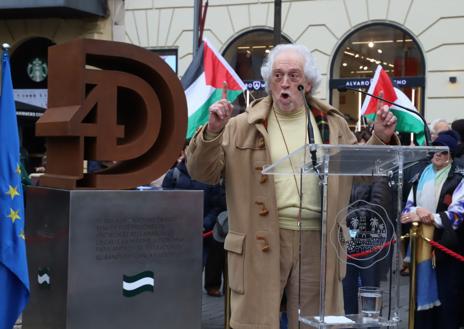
207, 81, 234, 134
373, 91, 397, 143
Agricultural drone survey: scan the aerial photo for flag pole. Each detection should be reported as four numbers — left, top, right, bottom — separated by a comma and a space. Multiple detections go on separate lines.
356, 88, 362, 131
193, 0, 202, 56
198, 0, 209, 48
273, 0, 282, 46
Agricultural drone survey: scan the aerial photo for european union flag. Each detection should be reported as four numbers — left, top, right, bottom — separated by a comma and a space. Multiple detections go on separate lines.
0, 47, 30, 329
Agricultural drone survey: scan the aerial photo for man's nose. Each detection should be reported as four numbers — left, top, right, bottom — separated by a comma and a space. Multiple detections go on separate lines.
281, 74, 291, 87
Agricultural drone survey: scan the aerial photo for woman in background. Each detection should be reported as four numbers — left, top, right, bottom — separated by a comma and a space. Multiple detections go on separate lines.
401, 130, 464, 329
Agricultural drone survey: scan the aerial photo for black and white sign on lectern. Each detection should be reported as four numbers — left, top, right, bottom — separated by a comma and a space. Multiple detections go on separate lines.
263, 144, 446, 328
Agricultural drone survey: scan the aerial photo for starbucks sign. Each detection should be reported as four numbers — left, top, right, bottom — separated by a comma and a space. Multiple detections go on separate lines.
27, 57, 48, 82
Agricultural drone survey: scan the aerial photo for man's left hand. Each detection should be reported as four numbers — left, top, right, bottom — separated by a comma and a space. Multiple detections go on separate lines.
373, 98, 397, 144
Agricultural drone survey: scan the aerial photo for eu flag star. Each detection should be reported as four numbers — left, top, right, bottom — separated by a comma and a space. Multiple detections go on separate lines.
19, 231, 25, 240
16, 164, 21, 175
5, 185, 19, 200
7, 208, 20, 223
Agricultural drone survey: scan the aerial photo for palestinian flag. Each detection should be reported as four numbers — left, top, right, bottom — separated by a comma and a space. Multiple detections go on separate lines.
181, 38, 246, 139
360, 65, 426, 145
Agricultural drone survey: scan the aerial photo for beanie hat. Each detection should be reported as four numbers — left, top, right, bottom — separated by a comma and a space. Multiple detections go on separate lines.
432, 130, 458, 156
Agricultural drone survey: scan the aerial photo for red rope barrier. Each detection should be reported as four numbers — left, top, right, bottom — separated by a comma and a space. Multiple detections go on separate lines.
203, 230, 213, 238
347, 239, 396, 259
420, 236, 464, 262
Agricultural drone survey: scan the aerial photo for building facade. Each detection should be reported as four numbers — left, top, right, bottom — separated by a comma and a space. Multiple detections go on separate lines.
125, 0, 464, 125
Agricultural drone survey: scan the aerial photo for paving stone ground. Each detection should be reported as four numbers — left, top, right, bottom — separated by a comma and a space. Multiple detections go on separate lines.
202, 275, 411, 329
202, 291, 226, 329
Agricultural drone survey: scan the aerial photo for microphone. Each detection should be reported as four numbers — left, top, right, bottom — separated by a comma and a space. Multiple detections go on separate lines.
298, 85, 315, 145
298, 84, 319, 175
337, 86, 431, 145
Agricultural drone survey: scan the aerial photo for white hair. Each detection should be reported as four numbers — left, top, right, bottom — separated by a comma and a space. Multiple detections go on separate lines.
260, 44, 321, 95
430, 118, 449, 133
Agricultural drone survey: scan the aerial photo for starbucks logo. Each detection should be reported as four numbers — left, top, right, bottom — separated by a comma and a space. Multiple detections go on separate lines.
27, 57, 48, 82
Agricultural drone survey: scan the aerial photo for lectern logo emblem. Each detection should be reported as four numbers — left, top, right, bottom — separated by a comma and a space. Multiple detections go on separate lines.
122, 271, 155, 297
36, 39, 187, 189
330, 199, 396, 269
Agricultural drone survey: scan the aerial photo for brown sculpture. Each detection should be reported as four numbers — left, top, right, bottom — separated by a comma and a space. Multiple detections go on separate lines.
36, 39, 187, 189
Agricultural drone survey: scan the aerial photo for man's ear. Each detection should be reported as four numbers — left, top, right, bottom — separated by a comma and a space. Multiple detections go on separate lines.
305, 81, 312, 94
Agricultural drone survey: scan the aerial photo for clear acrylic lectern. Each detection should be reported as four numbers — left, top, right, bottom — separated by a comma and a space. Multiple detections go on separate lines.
262, 144, 446, 328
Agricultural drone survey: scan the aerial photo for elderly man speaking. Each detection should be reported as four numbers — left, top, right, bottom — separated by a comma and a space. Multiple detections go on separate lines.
187, 43, 397, 329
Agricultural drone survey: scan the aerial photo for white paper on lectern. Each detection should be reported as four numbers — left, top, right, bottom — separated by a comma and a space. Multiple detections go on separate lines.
313, 316, 355, 324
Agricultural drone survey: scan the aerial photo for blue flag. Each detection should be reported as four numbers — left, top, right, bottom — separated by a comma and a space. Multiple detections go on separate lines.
0, 48, 30, 329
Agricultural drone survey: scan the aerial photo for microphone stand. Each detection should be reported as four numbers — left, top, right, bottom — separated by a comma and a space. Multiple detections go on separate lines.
298, 85, 321, 178
338, 86, 431, 146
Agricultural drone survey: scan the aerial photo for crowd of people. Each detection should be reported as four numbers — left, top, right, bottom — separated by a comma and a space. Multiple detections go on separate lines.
401, 127, 464, 329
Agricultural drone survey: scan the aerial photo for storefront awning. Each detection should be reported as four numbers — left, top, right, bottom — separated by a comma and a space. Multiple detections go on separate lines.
16, 101, 45, 119
14, 89, 47, 119
0, 0, 106, 18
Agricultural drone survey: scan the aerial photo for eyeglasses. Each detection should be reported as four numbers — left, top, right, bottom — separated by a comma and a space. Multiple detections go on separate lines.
271, 70, 304, 83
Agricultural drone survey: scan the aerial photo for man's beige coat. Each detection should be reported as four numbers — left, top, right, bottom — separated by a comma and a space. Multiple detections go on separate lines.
187, 96, 390, 329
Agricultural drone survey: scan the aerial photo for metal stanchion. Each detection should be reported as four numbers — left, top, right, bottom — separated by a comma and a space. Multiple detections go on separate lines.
225, 258, 231, 329
408, 222, 419, 329
225, 287, 231, 329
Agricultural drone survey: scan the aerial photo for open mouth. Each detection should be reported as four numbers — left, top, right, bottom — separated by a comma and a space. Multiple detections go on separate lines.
281, 92, 290, 100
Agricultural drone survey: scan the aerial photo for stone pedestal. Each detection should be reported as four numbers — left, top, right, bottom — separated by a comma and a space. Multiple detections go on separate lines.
23, 187, 203, 329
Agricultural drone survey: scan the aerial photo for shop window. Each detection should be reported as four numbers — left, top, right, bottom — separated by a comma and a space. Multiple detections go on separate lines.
223, 30, 291, 107
330, 24, 425, 131
11, 37, 54, 176
149, 48, 178, 74
11, 37, 55, 89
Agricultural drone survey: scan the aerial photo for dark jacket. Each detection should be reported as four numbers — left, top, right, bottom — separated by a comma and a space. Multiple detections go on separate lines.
162, 160, 226, 231
346, 177, 395, 271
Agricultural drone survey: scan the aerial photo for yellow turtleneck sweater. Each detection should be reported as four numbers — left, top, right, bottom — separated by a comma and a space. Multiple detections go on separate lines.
267, 105, 322, 230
